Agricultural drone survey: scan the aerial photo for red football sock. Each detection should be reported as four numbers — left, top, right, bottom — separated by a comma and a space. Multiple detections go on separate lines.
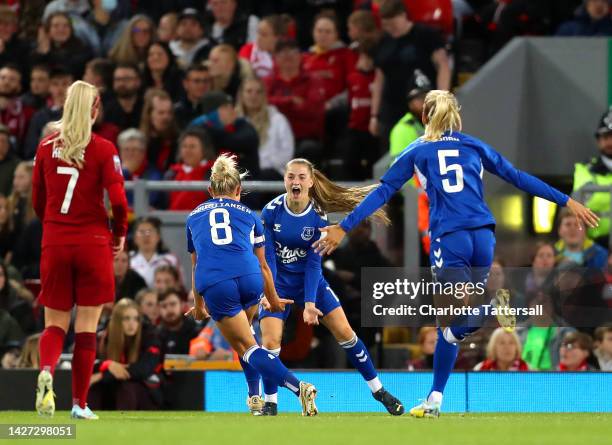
72, 332, 97, 409
39, 326, 66, 375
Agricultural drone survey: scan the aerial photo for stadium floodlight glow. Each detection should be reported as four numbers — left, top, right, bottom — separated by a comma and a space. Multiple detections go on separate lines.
498, 195, 523, 230
532, 197, 557, 234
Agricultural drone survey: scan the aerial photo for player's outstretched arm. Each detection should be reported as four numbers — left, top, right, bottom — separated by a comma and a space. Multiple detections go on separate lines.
254, 247, 293, 312
566, 197, 600, 229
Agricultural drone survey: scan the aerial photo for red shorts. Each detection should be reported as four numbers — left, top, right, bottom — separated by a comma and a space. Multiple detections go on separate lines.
39, 244, 114, 311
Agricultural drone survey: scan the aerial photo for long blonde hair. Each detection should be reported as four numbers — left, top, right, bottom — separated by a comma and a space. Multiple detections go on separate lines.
103, 298, 142, 364
108, 14, 154, 65
486, 327, 522, 361
235, 77, 270, 145
422, 90, 462, 141
210, 154, 247, 197
47, 81, 98, 168
287, 159, 389, 224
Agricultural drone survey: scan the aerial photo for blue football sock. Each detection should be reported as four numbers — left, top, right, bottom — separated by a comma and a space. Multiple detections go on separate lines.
430, 327, 459, 395
239, 358, 261, 397
243, 346, 300, 396
339, 335, 378, 381
262, 347, 280, 399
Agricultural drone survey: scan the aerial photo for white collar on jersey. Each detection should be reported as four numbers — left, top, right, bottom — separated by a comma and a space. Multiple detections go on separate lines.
283, 193, 312, 217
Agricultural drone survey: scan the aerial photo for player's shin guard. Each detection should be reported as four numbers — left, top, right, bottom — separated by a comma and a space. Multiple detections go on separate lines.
243, 345, 300, 396
339, 335, 382, 392
262, 347, 280, 403
39, 326, 66, 375
72, 332, 97, 409
429, 327, 459, 398
239, 358, 261, 397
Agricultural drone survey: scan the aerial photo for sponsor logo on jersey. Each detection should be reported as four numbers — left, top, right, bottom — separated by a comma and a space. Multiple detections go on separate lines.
301, 227, 315, 241
275, 241, 307, 264
113, 155, 122, 175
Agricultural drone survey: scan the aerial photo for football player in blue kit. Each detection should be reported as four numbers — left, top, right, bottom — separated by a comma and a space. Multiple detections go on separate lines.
254, 158, 404, 416
184, 154, 318, 416
313, 90, 599, 418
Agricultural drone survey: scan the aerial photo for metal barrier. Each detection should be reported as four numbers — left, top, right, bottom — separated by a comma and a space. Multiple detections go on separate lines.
571, 184, 612, 250
124, 180, 420, 284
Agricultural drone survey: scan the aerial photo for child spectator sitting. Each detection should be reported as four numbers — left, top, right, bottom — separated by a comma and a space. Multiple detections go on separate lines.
165, 128, 215, 211
89, 298, 163, 410
236, 76, 294, 179
474, 328, 529, 371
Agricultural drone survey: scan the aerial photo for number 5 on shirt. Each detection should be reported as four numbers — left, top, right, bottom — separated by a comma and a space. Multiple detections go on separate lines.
438, 150, 464, 193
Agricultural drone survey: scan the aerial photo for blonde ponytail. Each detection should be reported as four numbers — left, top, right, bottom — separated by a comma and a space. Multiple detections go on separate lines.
287, 159, 390, 225
47, 80, 98, 168
422, 90, 462, 142
210, 154, 248, 197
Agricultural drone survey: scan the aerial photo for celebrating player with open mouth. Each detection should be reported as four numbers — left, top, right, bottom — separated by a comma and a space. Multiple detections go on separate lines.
313, 90, 598, 418
33, 81, 129, 420
184, 154, 319, 416
252, 158, 404, 416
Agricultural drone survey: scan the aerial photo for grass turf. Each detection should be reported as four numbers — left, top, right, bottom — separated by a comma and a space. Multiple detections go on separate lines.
1, 411, 610, 445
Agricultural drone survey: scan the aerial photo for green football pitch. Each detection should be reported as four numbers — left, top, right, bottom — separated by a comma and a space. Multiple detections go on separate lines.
1, 412, 610, 445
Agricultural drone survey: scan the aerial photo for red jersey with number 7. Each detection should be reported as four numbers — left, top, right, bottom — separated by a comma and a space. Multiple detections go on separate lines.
32, 132, 127, 247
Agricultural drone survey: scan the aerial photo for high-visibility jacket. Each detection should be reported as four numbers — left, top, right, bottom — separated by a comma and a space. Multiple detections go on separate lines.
572, 156, 612, 240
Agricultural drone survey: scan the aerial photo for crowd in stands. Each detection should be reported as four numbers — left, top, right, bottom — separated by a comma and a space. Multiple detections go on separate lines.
1, 0, 612, 408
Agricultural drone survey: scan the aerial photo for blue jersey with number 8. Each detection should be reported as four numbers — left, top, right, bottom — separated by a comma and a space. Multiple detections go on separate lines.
186, 197, 265, 293
340, 131, 569, 240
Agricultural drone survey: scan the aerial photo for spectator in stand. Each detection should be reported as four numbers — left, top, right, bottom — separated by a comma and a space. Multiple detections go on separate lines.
235, 76, 294, 179
30, 12, 94, 78
9, 161, 41, 279
135, 289, 159, 326
92, 100, 120, 145
157, 12, 179, 43
369, 0, 450, 148
140, 88, 178, 172
474, 328, 529, 370
108, 14, 155, 69
593, 325, 612, 370
555, 208, 608, 270
572, 106, 612, 246
407, 327, 437, 370
174, 65, 212, 129
0, 308, 23, 361
17, 333, 40, 368
189, 319, 237, 361
22, 64, 51, 111
79, 0, 130, 57
130, 216, 180, 288
89, 298, 163, 410
169, 8, 213, 70
389, 70, 430, 157
104, 63, 144, 131
153, 265, 183, 295
190, 91, 260, 177
204, 0, 259, 50
114, 250, 147, 301
558, 331, 598, 371
0, 125, 18, 197
0, 64, 34, 150
207, 44, 253, 100
0, 6, 30, 72
238, 15, 285, 79
524, 242, 556, 304
0, 194, 14, 263
556, 0, 612, 36
166, 127, 214, 211
302, 12, 355, 114
82, 58, 114, 97
118, 128, 163, 211
1, 339, 21, 369
23, 67, 73, 159
265, 39, 326, 164
0, 260, 35, 334
342, 39, 378, 180
157, 288, 201, 355
143, 41, 184, 99
347, 9, 380, 51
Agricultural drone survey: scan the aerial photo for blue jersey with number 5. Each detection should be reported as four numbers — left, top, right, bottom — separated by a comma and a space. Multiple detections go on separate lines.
186, 197, 265, 293
340, 131, 569, 239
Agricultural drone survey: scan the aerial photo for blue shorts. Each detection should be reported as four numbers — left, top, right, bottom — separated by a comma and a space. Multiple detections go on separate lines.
202, 273, 263, 322
430, 226, 495, 285
258, 277, 342, 321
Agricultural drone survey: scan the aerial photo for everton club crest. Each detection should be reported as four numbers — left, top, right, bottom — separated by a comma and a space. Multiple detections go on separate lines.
301, 227, 315, 241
